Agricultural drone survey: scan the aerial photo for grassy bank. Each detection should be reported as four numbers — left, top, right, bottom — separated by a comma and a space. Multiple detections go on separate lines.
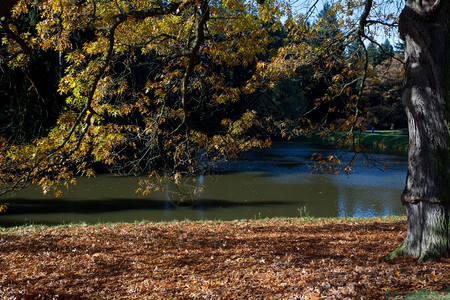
356, 131, 408, 154
303, 130, 408, 155
1, 217, 449, 299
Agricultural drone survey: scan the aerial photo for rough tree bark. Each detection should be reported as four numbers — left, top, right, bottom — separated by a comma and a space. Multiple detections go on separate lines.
389, 0, 450, 261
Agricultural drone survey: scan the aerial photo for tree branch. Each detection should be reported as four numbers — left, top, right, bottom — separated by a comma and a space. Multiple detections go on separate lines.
180, 0, 210, 126
350, 0, 373, 150
0, 17, 32, 55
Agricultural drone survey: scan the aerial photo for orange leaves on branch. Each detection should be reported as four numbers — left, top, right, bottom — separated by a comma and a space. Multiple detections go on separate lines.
190, 110, 270, 162
309, 152, 351, 175
2, 0, 385, 197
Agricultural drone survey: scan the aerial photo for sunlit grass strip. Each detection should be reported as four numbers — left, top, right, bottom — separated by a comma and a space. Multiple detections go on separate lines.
0, 215, 407, 231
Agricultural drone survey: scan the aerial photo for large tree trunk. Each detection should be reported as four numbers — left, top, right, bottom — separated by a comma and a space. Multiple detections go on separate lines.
389, 0, 450, 261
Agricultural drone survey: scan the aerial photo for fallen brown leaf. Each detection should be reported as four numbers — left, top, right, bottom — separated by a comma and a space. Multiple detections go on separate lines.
0, 217, 449, 299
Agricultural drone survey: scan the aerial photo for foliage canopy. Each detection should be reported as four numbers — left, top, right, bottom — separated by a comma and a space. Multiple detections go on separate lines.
0, 0, 402, 197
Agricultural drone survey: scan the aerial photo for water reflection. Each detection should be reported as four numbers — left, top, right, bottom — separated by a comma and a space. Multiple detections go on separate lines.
0, 142, 408, 226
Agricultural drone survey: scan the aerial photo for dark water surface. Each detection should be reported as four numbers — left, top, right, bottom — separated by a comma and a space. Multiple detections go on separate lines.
0, 142, 408, 226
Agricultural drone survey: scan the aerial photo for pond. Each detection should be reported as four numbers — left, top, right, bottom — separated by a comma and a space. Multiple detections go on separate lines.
0, 141, 408, 226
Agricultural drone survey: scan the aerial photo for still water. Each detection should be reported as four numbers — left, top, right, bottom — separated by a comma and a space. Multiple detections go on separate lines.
0, 142, 408, 226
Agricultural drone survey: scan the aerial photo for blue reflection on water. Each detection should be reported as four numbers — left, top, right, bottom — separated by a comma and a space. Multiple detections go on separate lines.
223, 142, 408, 218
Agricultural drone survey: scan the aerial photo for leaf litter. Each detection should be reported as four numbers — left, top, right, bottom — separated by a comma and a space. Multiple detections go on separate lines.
0, 217, 449, 299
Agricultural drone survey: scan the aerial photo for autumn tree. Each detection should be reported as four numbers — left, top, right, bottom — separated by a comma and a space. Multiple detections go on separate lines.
0, 0, 285, 196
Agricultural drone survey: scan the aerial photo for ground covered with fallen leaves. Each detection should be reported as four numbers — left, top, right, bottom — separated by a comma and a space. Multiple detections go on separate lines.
1, 217, 449, 299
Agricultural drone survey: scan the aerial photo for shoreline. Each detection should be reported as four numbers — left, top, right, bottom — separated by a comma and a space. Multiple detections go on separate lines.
1, 215, 407, 230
